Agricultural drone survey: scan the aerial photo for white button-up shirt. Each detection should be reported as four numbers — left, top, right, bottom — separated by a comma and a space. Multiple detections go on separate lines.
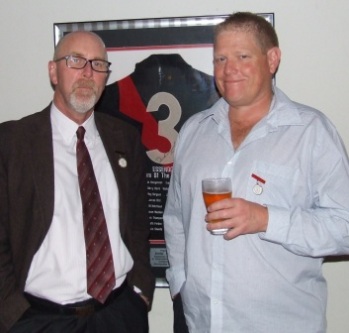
164, 87, 349, 333
25, 104, 133, 303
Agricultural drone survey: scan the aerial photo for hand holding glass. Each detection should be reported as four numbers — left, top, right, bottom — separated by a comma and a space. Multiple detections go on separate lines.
202, 178, 232, 235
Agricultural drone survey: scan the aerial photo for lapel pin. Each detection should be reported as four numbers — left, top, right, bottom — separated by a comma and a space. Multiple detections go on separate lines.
251, 173, 266, 195
118, 157, 127, 168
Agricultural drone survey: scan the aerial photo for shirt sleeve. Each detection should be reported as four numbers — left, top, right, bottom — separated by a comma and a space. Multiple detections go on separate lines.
260, 120, 349, 257
163, 146, 186, 297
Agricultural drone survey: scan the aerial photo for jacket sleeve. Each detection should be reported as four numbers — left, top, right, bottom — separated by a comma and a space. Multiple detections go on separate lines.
0, 123, 30, 332
120, 126, 156, 306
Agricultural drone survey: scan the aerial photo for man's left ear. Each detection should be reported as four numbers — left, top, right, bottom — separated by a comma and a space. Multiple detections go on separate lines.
267, 47, 281, 75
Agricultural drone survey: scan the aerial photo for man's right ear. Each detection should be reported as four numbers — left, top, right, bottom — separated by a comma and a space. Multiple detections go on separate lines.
48, 61, 58, 86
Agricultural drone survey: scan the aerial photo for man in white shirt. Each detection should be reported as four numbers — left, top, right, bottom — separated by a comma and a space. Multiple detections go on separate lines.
0, 31, 154, 333
164, 12, 349, 333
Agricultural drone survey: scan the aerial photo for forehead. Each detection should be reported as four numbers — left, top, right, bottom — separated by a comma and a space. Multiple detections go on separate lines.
57, 32, 106, 58
215, 30, 260, 51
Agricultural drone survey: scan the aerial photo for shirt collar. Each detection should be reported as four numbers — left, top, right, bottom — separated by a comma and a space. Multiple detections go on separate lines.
266, 87, 303, 127
50, 103, 98, 146
199, 98, 228, 125
199, 86, 304, 129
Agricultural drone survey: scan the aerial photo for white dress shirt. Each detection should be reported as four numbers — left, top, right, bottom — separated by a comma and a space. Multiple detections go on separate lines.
25, 104, 133, 304
164, 87, 349, 333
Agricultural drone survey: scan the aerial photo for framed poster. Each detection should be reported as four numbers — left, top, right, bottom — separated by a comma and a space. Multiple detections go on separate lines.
54, 13, 274, 287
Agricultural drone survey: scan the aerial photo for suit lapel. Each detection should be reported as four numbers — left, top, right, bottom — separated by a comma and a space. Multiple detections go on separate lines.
29, 107, 55, 231
27, 110, 129, 236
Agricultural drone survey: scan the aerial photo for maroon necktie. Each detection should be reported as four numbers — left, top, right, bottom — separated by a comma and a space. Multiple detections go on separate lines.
76, 126, 116, 303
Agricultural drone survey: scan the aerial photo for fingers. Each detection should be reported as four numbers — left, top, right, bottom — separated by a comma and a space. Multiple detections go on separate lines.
206, 197, 233, 212
205, 199, 268, 239
223, 227, 242, 240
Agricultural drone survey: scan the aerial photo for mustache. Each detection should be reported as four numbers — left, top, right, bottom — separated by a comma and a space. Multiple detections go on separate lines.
73, 80, 97, 91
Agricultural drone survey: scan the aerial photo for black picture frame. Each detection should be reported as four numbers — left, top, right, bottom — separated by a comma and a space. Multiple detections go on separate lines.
54, 13, 275, 287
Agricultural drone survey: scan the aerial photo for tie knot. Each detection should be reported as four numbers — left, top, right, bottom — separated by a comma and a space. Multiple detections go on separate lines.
76, 126, 86, 140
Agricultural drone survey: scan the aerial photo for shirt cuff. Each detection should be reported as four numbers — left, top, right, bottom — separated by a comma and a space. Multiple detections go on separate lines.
166, 268, 186, 298
259, 204, 291, 244
133, 285, 142, 294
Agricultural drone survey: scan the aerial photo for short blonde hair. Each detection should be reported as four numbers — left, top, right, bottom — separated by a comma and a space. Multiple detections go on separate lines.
214, 12, 279, 54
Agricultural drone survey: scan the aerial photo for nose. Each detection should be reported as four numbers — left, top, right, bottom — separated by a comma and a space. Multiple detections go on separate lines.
82, 61, 93, 77
224, 59, 237, 74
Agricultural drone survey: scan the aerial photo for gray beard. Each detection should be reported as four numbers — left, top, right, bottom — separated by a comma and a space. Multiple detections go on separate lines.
69, 93, 97, 114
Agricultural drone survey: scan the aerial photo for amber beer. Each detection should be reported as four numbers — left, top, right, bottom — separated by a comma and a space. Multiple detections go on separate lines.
203, 191, 232, 209
202, 177, 232, 234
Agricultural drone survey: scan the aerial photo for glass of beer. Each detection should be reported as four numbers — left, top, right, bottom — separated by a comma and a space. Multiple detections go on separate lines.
202, 177, 232, 235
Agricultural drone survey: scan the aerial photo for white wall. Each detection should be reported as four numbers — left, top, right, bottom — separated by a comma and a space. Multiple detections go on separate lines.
1, 1, 349, 332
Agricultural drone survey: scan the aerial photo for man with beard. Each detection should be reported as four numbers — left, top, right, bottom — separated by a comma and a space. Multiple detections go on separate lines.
0, 31, 155, 333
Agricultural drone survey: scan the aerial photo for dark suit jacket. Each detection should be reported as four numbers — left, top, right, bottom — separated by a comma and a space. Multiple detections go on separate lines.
0, 106, 155, 332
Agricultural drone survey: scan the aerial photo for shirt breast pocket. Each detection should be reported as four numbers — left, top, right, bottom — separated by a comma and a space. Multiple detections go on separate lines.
245, 161, 295, 208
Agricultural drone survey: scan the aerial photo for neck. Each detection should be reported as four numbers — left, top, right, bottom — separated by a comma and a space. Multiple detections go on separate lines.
228, 97, 272, 149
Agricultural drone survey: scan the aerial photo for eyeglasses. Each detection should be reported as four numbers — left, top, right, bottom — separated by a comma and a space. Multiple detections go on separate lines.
55, 55, 111, 73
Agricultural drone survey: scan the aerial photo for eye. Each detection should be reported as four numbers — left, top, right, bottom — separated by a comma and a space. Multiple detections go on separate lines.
239, 54, 249, 60
92, 60, 103, 68
91, 60, 109, 72
70, 56, 83, 64
213, 56, 226, 64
